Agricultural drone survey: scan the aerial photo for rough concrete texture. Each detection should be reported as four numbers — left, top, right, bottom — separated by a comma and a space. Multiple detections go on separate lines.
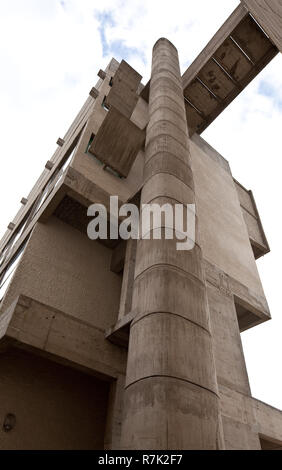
1, 8, 282, 448
190, 136, 266, 298
242, 0, 282, 53
120, 38, 221, 450
1, 217, 122, 331
1, 295, 127, 380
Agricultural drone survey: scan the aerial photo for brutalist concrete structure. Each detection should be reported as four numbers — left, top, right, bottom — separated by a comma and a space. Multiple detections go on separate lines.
0, 1, 282, 450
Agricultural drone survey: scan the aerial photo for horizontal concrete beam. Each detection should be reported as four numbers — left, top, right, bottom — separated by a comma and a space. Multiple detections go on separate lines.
0, 295, 127, 379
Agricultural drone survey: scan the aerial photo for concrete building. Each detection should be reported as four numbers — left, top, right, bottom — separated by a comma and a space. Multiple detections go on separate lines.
0, 1, 281, 450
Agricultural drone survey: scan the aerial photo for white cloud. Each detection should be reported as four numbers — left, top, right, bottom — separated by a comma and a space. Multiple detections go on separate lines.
0, 0, 281, 411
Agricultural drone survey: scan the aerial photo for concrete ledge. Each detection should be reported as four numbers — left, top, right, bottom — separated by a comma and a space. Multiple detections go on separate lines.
204, 258, 271, 331
105, 311, 135, 348
0, 294, 127, 379
219, 383, 282, 449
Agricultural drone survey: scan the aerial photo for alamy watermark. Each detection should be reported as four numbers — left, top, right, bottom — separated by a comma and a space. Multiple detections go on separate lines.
87, 196, 196, 251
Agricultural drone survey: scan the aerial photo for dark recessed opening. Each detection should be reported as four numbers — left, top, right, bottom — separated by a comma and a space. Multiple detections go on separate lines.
85, 133, 95, 154
234, 297, 263, 332
260, 435, 282, 450
102, 96, 110, 111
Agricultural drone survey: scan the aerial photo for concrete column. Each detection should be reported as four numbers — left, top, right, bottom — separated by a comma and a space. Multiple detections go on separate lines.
121, 38, 222, 450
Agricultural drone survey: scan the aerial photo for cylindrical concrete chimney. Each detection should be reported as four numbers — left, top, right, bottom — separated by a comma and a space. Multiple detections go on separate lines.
121, 38, 222, 450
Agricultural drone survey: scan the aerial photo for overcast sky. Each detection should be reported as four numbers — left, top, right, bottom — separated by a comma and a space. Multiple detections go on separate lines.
0, 0, 281, 409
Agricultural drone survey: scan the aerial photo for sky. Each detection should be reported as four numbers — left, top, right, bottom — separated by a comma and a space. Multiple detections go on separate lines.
0, 0, 281, 409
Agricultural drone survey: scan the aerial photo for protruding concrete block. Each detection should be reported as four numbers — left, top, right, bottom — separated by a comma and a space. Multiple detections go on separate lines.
21, 198, 28, 205
89, 87, 99, 99
106, 60, 142, 118
8, 223, 15, 231
56, 138, 65, 147
89, 107, 145, 178
98, 69, 107, 80
45, 160, 54, 171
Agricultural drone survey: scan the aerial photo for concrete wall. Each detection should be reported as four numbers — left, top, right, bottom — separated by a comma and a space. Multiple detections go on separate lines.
190, 135, 265, 299
186, 136, 281, 449
219, 384, 282, 450
253, 399, 282, 446
1, 216, 122, 331
0, 348, 109, 450
207, 282, 251, 395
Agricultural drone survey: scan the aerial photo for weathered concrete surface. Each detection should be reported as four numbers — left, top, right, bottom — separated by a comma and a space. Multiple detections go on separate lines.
219, 384, 282, 449
234, 179, 270, 259
207, 282, 251, 396
1, 217, 122, 331
120, 38, 221, 450
242, 0, 282, 52
204, 258, 270, 330
190, 135, 267, 298
253, 399, 282, 446
106, 60, 142, 119
0, 294, 127, 379
89, 106, 145, 177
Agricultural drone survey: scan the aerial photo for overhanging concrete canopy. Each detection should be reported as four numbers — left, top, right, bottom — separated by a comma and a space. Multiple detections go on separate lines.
89, 107, 145, 178
182, 5, 278, 134
106, 60, 142, 119
140, 4, 278, 136
234, 179, 270, 259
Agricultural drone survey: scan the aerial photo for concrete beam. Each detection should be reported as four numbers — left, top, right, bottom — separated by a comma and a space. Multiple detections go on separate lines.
242, 0, 282, 52
182, 4, 248, 89
0, 295, 127, 380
